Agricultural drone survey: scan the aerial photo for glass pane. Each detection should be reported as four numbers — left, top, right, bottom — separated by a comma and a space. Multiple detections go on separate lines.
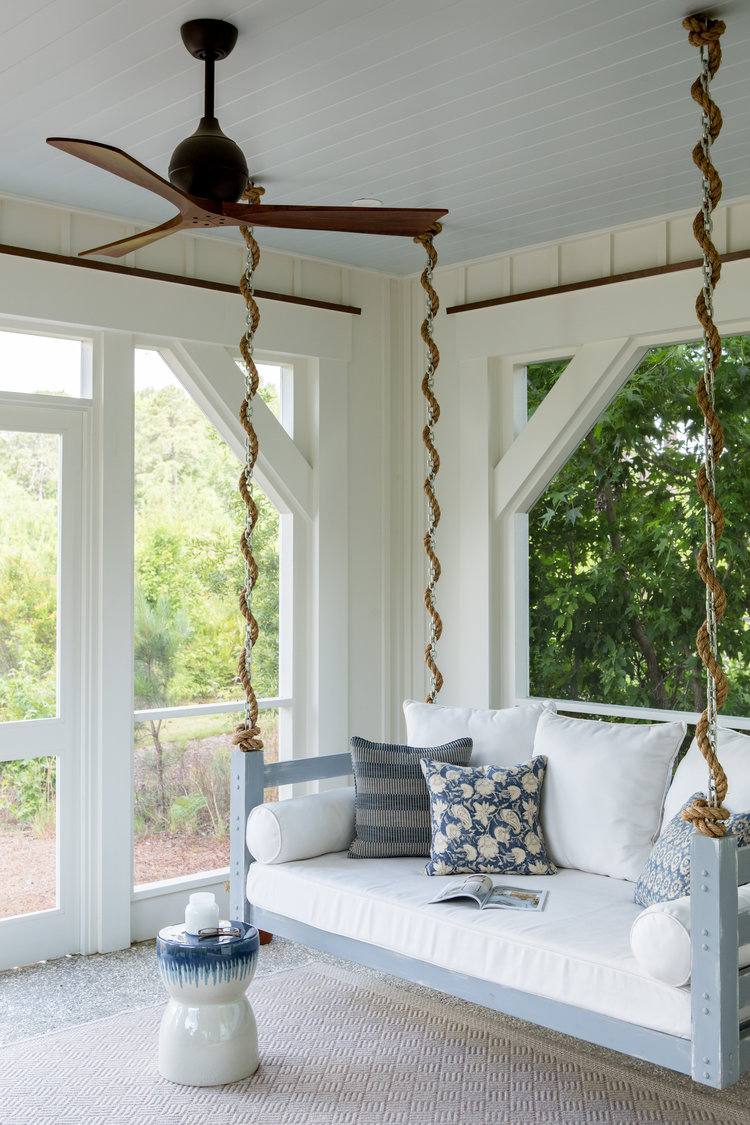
528, 338, 750, 712
0, 430, 59, 721
133, 350, 280, 711
0, 756, 57, 918
133, 709, 279, 887
526, 358, 570, 421
0, 330, 84, 397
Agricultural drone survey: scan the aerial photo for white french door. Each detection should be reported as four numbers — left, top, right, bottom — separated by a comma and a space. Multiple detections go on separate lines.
0, 401, 86, 969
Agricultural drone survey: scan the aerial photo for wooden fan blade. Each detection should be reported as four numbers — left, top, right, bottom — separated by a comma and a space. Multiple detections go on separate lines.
47, 138, 198, 214
218, 202, 448, 237
78, 214, 189, 258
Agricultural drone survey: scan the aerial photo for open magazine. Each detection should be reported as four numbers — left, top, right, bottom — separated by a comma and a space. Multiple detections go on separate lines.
428, 874, 548, 912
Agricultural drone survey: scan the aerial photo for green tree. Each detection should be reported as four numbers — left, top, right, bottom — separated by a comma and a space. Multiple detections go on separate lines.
528, 338, 750, 712
134, 384, 280, 706
134, 588, 191, 825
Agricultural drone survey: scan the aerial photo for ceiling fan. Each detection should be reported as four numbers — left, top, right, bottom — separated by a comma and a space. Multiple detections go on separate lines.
47, 18, 448, 259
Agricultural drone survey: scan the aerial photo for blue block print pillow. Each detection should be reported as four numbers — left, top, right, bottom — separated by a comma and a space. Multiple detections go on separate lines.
420, 756, 556, 877
634, 793, 750, 907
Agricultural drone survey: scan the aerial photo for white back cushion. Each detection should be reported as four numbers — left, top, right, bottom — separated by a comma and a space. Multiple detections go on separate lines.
534, 710, 686, 881
403, 699, 553, 768
662, 727, 750, 828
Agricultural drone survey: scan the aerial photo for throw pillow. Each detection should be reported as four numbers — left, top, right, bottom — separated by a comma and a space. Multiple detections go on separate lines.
403, 699, 554, 768
634, 794, 750, 907
662, 727, 750, 828
533, 710, 686, 881
347, 736, 473, 858
420, 756, 556, 877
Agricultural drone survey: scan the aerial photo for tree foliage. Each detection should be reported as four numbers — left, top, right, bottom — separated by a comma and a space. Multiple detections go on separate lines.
134, 383, 280, 707
528, 338, 750, 714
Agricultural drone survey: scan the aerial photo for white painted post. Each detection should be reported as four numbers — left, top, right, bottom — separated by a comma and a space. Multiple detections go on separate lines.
690, 832, 740, 1088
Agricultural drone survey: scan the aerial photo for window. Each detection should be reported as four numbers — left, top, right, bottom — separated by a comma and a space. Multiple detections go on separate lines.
527, 339, 750, 715
132, 350, 282, 886
0, 429, 59, 721
0, 329, 87, 397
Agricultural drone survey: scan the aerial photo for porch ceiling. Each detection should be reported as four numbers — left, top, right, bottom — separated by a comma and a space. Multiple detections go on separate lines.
3, 0, 749, 274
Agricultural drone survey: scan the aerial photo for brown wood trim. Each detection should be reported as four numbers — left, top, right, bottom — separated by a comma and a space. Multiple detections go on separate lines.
0, 242, 362, 316
445, 248, 750, 315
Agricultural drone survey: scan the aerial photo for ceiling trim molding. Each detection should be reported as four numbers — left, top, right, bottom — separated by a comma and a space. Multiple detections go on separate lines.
0, 243, 362, 317
446, 249, 750, 315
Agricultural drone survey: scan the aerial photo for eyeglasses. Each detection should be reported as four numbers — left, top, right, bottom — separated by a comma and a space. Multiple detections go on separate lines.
198, 926, 242, 940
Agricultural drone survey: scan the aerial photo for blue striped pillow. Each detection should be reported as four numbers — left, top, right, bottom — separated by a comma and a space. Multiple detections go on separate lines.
348, 736, 473, 858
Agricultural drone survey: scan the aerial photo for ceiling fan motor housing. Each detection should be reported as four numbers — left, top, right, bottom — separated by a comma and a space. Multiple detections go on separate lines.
169, 117, 249, 202
169, 19, 249, 203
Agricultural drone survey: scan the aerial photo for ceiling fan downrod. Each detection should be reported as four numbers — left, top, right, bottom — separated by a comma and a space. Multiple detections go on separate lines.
168, 18, 249, 204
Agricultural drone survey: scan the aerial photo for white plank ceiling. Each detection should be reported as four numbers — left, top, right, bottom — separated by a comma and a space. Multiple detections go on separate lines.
1, 0, 749, 275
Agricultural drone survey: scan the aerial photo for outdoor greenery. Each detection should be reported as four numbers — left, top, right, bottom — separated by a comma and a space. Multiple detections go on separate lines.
132, 376, 280, 835
528, 337, 750, 714
0, 368, 281, 840
4, 340, 749, 840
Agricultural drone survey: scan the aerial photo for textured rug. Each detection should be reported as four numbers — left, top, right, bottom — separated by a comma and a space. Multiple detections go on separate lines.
1, 962, 749, 1125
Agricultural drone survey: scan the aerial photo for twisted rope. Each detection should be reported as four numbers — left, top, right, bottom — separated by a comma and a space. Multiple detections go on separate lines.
232, 183, 265, 753
414, 223, 443, 702
681, 16, 730, 836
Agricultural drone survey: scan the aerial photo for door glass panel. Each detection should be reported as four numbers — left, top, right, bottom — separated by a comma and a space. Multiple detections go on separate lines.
0, 430, 59, 721
0, 330, 85, 397
0, 756, 57, 918
133, 349, 281, 887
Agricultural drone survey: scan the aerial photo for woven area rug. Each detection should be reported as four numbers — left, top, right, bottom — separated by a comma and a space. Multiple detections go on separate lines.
2, 962, 749, 1125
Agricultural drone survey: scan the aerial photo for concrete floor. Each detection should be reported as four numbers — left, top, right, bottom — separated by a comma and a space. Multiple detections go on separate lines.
0, 935, 339, 1046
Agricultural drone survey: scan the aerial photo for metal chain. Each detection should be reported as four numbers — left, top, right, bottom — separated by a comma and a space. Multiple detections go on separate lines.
699, 44, 719, 798
681, 15, 730, 836
232, 184, 265, 753
414, 223, 443, 703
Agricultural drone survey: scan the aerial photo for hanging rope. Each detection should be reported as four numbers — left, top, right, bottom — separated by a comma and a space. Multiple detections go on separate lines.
681, 15, 730, 836
414, 223, 443, 703
232, 183, 265, 753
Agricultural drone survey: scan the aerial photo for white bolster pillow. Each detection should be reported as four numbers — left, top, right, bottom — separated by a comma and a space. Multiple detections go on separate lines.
246, 786, 355, 864
630, 884, 750, 986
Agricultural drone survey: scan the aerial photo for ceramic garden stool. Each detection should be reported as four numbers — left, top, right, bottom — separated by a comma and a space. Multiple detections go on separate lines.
156, 921, 260, 1086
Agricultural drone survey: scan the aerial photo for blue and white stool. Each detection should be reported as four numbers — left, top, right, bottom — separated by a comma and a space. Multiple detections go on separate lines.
156, 921, 260, 1085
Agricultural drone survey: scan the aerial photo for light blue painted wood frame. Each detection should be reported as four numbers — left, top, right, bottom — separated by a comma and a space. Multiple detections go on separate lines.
229, 750, 750, 1089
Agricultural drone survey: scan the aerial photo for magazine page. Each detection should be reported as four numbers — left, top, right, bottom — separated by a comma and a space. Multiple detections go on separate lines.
483, 885, 548, 911
428, 874, 493, 906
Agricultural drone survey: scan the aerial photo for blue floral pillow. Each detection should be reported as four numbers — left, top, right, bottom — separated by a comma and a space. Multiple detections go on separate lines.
420, 756, 556, 877
634, 793, 750, 907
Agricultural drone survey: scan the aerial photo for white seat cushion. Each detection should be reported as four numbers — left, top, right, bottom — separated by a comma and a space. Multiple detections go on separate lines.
533, 710, 685, 881
404, 699, 553, 768
662, 727, 750, 827
247, 853, 694, 1038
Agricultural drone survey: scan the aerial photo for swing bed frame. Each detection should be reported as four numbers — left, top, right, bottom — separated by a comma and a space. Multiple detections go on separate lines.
229, 749, 750, 1090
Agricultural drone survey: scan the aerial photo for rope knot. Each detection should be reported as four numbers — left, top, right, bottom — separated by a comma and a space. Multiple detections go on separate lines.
682, 16, 726, 46
242, 183, 266, 206
681, 795, 730, 837
414, 221, 442, 247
